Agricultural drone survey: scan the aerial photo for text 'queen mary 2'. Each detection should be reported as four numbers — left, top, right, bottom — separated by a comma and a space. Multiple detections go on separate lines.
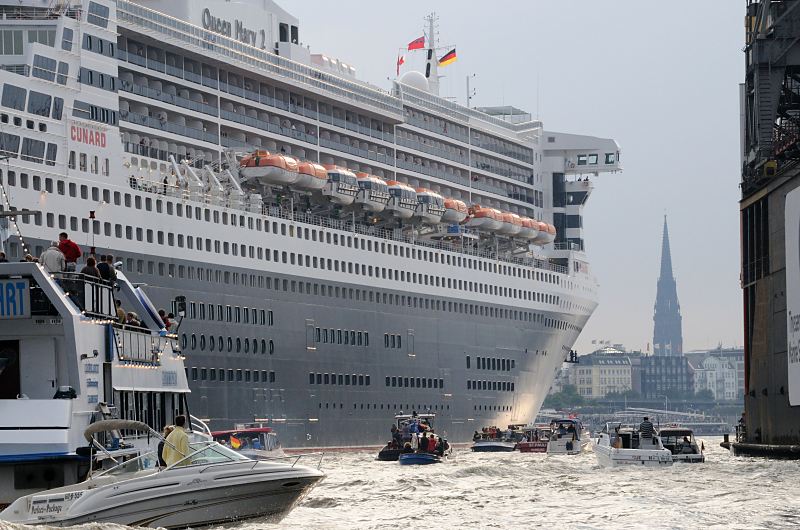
0, 0, 620, 448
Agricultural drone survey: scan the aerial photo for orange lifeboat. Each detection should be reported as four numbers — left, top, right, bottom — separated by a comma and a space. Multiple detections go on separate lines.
294, 161, 327, 191
497, 212, 523, 236
518, 217, 540, 240
386, 181, 417, 219
239, 152, 299, 186
322, 165, 358, 205
465, 205, 503, 231
413, 188, 445, 224
355, 172, 390, 212
441, 198, 468, 224
532, 221, 557, 245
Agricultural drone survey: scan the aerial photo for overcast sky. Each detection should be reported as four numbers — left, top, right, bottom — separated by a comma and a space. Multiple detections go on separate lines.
288, 1, 744, 354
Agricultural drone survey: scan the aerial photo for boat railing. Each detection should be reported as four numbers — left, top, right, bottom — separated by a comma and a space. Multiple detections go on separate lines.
53, 272, 116, 320
111, 325, 165, 364
190, 414, 213, 439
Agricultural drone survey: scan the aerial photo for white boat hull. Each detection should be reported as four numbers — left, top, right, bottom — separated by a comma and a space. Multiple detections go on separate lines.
547, 437, 589, 455
471, 440, 517, 452
593, 437, 673, 468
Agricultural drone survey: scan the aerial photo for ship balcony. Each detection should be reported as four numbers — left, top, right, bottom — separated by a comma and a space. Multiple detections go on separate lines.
396, 132, 469, 166
119, 101, 219, 145
118, 75, 219, 117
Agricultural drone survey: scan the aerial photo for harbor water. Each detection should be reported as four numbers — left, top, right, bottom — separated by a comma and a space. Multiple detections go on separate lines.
2, 439, 798, 530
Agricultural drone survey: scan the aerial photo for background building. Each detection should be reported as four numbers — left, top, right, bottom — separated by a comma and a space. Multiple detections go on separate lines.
569, 346, 633, 399
640, 355, 692, 399
653, 217, 683, 356
686, 347, 745, 401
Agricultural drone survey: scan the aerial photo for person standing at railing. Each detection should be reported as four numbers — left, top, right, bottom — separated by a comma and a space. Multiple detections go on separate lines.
80, 257, 101, 278
97, 254, 117, 284
58, 232, 82, 272
40, 241, 65, 273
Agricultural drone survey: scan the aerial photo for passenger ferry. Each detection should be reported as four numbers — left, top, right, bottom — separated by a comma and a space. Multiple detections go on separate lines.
0, 0, 620, 448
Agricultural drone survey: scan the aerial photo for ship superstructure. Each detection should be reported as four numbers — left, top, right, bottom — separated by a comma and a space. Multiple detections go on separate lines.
0, 0, 620, 448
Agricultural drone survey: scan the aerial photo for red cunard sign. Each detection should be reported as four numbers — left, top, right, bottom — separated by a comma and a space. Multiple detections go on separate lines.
70, 125, 106, 148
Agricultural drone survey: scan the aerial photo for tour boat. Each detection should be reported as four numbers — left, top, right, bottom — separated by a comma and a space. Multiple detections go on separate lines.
658, 426, 705, 463
377, 413, 449, 461
441, 198, 469, 224
385, 181, 417, 219
593, 423, 673, 468
294, 161, 328, 191
239, 152, 300, 186
471, 425, 525, 452
413, 188, 446, 224
355, 173, 390, 212
322, 165, 359, 205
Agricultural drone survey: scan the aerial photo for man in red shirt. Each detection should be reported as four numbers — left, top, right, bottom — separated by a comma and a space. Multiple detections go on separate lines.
58, 232, 82, 271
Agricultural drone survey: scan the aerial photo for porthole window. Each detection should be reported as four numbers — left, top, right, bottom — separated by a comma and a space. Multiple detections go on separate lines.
261, 339, 267, 354
244, 339, 249, 353
269, 339, 274, 354
252, 338, 258, 354
199, 335, 206, 351
209, 336, 215, 352
190, 334, 196, 350
236, 337, 242, 353
227, 337, 233, 352
218, 336, 223, 351
181, 333, 187, 349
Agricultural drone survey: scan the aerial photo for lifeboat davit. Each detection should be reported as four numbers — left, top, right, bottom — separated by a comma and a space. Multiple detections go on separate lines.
518, 217, 540, 240
532, 222, 557, 245
497, 212, 523, 236
355, 173, 390, 212
239, 151, 300, 186
322, 165, 358, 205
414, 188, 445, 224
441, 198, 468, 224
386, 181, 417, 219
465, 205, 503, 232
294, 161, 328, 191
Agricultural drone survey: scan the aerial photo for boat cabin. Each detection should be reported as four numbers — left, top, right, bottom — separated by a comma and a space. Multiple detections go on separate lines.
212, 426, 280, 452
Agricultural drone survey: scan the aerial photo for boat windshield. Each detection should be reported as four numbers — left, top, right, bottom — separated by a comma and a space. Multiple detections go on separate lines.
94, 450, 160, 477
172, 441, 251, 467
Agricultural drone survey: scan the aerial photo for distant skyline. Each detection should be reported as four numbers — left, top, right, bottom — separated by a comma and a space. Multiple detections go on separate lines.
288, 1, 744, 353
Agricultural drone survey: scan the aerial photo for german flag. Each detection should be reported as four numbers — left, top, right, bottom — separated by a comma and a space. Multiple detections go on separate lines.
438, 48, 457, 67
230, 435, 241, 449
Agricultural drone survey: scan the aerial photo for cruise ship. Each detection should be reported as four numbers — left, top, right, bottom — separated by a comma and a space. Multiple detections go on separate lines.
0, 0, 620, 448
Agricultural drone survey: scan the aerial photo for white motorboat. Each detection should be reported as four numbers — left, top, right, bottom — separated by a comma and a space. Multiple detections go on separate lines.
658, 426, 705, 463
0, 420, 324, 528
471, 425, 525, 452
593, 423, 673, 468
212, 424, 285, 459
547, 418, 591, 455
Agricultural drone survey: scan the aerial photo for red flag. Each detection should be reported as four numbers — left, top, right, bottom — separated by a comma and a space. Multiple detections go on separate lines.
396, 54, 405, 76
407, 36, 425, 50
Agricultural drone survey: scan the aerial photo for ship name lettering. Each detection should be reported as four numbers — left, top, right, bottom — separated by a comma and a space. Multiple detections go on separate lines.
70, 126, 106, 148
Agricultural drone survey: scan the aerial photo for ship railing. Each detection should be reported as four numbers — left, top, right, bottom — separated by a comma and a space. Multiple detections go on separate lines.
111, 324, 165, 364
118, 79, 218, 117
0, 64, 30, 76
53, 272, 116, 320
120, 109, 219, 144
0, 6, 82, 21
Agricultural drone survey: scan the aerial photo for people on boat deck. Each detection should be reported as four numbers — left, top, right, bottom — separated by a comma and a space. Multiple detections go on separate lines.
558, 424, 567, 436
639, 417, 655, 440
115, 300, 126, 324
40, 242, 65, 273
418, 432, 428, 453
80, 257, 101, 278
612, 426, 622, 449
162, 415, 189, 467
157, 425, 174, 467
402, 442, 414, 454
58, 232, 82, 271
427, 435, 437, 453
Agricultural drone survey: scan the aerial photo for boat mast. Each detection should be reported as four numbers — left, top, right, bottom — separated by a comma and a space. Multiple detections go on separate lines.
424, 13, 440, 95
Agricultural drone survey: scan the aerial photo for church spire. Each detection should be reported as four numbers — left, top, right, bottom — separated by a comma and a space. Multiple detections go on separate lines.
653, 216, 683, 356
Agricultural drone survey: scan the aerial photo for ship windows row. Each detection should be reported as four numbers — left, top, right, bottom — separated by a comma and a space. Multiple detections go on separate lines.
32, 55, 69, 85
185, 301, 272, 326
384, 334, 402, 349
384, 376, 445, 389
82, 33, 115, 58
474, 404, 513, 412
0, 133, 57, 166
181, 334, 274, 355
189, 366, 275, 383
314, 327, 369, 347
466, 356, 516, 371
319, 403, 451, 413
308, 372, 371, 386
2, 84, 64, 120
467, 380, 515, 392
68, 151, 111, 176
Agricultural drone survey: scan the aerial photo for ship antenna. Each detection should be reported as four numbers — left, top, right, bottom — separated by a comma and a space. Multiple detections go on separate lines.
424, 13, 440, 95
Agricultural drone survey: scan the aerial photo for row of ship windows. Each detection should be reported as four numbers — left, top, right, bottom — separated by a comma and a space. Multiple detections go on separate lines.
68, 151, 111, 176
308, 373, 370, 386
467, 380, 516, 392
188, 366, 275, 383
474, 405, 513, 412
184, 302, 273, 326
384, 376, 445, 389
313, 328, 369, 347
0, 132, 57, 166
319, 403, 451, 412
180, 334, 274, 355
466, 356, 516, 371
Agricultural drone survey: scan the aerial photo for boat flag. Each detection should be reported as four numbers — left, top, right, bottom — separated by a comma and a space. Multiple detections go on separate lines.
407, 36, 425, 50
230, 435, 241, 449
396, 54, 405, 76
438, 48, 457, 67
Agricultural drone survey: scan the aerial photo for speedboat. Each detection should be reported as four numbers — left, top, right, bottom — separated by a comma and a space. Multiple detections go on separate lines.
658, 425, 705, 463
1, 420, 324, 528
547, 418, 591, 455
593, 422, 673, 468
471, 425, 525, 452
517, 425, 550, 453
377, 412, 450, 462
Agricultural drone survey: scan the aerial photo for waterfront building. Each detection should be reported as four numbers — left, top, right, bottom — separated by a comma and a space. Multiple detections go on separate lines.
569, 347, 633, 399
653, 216, 683, 356
640, 355, 692, 400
